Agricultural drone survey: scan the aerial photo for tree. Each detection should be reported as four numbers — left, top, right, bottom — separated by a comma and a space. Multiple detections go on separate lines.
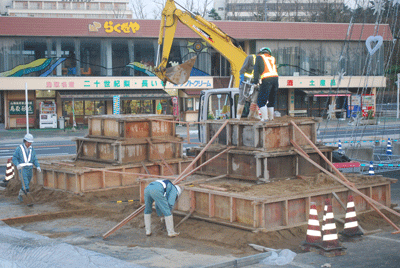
209, 8, 222, 20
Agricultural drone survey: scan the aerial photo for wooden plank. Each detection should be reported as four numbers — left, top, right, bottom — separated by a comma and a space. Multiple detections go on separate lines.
209, 193, 215, 218
230, 197, 237, 223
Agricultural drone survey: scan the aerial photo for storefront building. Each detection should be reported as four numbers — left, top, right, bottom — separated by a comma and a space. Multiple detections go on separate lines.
0, 17, 392, 128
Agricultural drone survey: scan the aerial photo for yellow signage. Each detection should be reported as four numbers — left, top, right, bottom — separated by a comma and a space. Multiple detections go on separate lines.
89, 21, 140, 34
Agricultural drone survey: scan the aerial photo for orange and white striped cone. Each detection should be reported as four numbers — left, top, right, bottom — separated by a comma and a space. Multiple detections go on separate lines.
319, 202, 346, 256
301, 202, 322, 251
1, 158, 14, 187
5, 158, 15, 182
321, 198, 330, 238
340, 195, 363, 237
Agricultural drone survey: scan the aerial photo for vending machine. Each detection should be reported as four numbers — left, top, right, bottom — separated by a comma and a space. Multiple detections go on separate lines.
39, 101, 57, 129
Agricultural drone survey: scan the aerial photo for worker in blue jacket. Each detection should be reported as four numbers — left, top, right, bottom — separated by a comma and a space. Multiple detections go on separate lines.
144, 179, 182, 237
12, 133, 41, 202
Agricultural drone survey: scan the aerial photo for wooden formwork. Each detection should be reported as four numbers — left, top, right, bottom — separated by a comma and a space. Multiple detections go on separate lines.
33, 158, 194, 194
75, 136, 183, 165
88, 114, 175, 140
193, 145, 333, 182
205, 118, 316, 150
139, 177, 393, 232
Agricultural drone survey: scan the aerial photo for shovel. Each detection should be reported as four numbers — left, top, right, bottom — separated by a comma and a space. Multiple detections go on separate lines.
164, 56, 197, 85
18, 169, 34, 207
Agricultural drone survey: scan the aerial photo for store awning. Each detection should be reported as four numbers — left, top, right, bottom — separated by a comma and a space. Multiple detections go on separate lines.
301, 89, 351, 96
58, 89, 170, 100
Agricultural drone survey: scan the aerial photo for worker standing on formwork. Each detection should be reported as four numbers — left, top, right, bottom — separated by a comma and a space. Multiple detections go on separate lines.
12, 133, 41, 203
252, 47, 279, 122
237, 54, 259, 120
144, 179, 182, 237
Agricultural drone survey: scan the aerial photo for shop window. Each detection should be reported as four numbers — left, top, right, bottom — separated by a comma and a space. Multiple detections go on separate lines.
186, 98, 194, 111
122, 100, 155, 114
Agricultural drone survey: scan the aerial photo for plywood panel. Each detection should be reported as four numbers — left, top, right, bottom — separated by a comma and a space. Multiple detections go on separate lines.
267, 155, 296, 179
288, 199, 307, 225
235, 199, 254, 225
65, 174, 78, 193
90, 118, 102, 136
103, 119, 119, 137
264, 126, 290, 149
122, 144, 147, 163
98, 143, 115, 161
195, 192, 209, 216
231, 154, 257, 178
125, 121, 150, 138
151, 121, 174, 137
264, 202, 284, 228
202, 152, 227, 175
214, 195, 230, 220
371, 185, 387, 206
82, 142, 97, 158
83, 171, 103, 191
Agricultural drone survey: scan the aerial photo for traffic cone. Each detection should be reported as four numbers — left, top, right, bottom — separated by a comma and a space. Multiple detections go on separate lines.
368, 161, 374, 175
301, 202, 322, 252
386, 138, 392, 155
321, 198, 331, 238
319, 202, 346, 257
0, 158, 14, 187
5, 158, 15, 182
340, 195, 363, 237
338, 140, 343, 154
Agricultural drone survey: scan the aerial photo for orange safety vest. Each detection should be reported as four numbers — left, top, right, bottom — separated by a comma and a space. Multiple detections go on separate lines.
260, 54, 278, 79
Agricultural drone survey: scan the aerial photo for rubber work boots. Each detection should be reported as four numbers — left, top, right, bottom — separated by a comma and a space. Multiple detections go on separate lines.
144, 214, 152, 236
247, 102, 258, 120
268, 107, 274, 121
236, 104, 245, 120
259, 106, 269, 122
165, 215, 180, 237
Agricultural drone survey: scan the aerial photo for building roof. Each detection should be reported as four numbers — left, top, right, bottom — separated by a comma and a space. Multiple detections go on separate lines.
0, 17, 393, 41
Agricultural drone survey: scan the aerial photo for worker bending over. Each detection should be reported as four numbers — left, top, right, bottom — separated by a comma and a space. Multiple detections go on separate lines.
144, 179, 182, 237
12, 134, 41, 202
252, 47, 279, 121
237, 54, 259, 120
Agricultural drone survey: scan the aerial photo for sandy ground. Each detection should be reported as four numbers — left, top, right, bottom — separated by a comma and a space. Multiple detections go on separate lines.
2, 172, 399, 262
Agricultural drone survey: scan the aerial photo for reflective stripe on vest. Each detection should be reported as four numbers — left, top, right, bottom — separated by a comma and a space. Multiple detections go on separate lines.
260, 54, 278, 79
19, 145, 33, 167
244, 55, 256, 79
156, 179, 169, 196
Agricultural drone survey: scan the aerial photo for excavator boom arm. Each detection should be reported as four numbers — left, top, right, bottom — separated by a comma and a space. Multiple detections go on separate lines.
154, 0, 247, 87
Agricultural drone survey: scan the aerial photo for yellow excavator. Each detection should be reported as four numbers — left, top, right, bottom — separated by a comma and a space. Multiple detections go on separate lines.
154, 0, 248, 87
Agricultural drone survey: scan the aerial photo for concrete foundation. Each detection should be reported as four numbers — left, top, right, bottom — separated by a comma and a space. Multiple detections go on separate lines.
345, 147, 374, 161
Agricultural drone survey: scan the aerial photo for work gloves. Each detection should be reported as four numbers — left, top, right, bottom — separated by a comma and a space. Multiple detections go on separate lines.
37, 167, 41, 172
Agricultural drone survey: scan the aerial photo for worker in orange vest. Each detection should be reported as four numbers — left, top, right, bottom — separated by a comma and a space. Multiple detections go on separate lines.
252, 47, 279, 121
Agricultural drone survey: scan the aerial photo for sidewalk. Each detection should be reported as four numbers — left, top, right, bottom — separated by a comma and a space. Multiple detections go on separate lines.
1, 117, 399, 141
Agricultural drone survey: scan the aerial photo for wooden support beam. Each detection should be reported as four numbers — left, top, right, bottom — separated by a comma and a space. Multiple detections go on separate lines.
199, 184, 227, 191
103, 120, 229, 239
291, 120, 400, 218
293, 146, 400, 233
2, 209, 91, 225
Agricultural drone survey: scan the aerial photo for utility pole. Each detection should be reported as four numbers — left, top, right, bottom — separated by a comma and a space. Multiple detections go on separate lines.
264, 0, 268, 21
397, 73, 399, 119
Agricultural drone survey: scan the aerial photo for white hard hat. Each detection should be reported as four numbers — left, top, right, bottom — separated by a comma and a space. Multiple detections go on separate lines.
24, 133, 34, 143
175, 185, 182, 198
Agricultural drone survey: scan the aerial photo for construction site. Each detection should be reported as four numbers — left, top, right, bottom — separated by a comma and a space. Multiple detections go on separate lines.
1, 114, 400, 267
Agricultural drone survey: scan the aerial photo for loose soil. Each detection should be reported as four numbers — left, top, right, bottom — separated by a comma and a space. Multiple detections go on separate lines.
2, 172, 399, 257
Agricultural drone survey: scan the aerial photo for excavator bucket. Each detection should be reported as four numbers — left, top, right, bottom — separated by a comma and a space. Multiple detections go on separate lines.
165, 56, 197, 85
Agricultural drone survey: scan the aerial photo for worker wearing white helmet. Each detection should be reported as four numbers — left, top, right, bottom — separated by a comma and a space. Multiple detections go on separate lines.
143, 179, 183, 237
12, 133, 41, 202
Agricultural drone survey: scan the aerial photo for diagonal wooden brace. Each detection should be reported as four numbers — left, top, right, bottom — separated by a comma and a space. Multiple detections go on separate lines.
102, 120, 230, 239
